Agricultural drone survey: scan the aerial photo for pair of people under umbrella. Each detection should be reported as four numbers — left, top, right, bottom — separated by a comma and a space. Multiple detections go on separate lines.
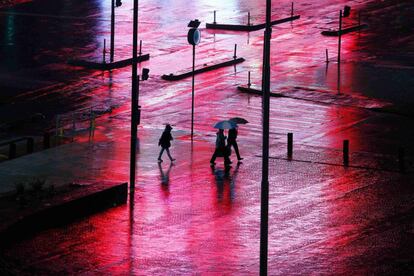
210, 127, 243, 167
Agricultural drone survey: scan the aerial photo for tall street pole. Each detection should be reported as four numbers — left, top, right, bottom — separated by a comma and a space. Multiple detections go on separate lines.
260, 0, 272, 275
130, 0, 139, 189
191, 43, 195, 140
110, 0, 115, 63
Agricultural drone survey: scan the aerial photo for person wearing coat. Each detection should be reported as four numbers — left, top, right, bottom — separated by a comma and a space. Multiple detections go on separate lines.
227, 127, 243, 162
210, 129, 231, 166
158, 124, 175, 162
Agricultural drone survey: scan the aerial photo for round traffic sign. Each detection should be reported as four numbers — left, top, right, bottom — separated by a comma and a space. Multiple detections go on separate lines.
187, 28, 201, 46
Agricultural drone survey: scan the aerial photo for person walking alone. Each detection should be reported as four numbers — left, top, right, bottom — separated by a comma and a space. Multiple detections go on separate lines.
158, 124, 175, 162
227, 127, 243, 162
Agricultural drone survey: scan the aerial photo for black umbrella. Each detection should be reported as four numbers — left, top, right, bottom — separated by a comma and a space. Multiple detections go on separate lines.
213, 120, 238, 129
229, 117, 249, 124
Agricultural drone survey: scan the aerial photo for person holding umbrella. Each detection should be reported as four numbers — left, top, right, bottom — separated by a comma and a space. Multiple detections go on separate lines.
210, 120, 236, 167
210, 128, 231, 166
227, 127, 242, 162
228, 117, 248, 162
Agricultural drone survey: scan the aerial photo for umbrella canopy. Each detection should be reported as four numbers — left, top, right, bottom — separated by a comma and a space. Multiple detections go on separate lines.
229, 117, 249, 124
213, 120, 237, 129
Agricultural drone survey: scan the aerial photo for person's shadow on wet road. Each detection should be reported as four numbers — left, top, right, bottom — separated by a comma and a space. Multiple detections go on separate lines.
211, 162, 241, 202
158, 162, 173, 196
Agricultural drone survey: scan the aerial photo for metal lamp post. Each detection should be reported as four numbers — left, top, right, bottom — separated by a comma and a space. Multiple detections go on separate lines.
130, 0, 139, 190
187, 19, 201, 141
130, 67, 149, 190
260, 0, 272, 275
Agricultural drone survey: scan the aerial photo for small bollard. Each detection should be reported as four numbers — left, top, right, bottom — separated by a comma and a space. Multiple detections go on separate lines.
139, 40, 142, 56
247, 11, 251, 26
343, 140, 349, 166
213, 10, 216, 24
248, 71, 251, 87
233, 44, 237, 59
325, 49, 329, 63
43, 132, 50, 149
103, 39, 106, 64
287, 133, 293, 158
26, 137, 34, 154
9, 143, 16, 159
398, 147, 405, 173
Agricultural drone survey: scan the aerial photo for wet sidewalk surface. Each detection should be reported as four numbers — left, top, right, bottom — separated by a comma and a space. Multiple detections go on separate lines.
1, 98, 414, 274
1, 0, 414, 274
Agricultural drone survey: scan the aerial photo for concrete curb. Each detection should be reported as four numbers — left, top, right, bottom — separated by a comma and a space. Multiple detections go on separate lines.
321, 24, 368, 36
237, 85, 284, 97
68, 54, 150, 70
206, 15, 300, 32
162, 57, 245, 81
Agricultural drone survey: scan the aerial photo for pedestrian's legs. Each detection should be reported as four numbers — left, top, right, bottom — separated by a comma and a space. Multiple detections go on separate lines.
158, 148, 165, 161
210, 149, 218, 164
224, 149, 231, 165
232, 141, 242, 160
165, 148, 175, 161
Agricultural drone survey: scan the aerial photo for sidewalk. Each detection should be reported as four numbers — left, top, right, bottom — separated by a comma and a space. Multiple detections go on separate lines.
1, 108, 413, 274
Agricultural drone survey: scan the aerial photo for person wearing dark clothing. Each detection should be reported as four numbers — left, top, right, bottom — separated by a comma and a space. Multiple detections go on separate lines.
210, 129, 231, 166
158, 124, 175, 162
227, 127, 243, 161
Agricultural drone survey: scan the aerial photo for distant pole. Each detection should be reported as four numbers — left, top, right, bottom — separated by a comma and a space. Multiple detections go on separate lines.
260, 0, 272, 274
214, 10, 216, 24
130, 0, 139, 189
248, 71, 251, 87
338, 10, 342, 64
139, 40, 142, 56
325, 48, 329, 63
191, 43, 196, 140
337, 10, 342, 93
110, 0, 115, 63
248, 11, 251, 26
103, 39, 107, 64
291, 2, 294, 17
233, 44, 237, 59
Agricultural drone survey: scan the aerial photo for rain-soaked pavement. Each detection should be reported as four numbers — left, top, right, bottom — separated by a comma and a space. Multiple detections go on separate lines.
1, 0, 414, 274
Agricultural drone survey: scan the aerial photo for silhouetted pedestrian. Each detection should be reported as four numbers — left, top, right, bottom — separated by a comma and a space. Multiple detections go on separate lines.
228, 127, 243, 162
158, 124, 175, 162
210, 129, 231, 166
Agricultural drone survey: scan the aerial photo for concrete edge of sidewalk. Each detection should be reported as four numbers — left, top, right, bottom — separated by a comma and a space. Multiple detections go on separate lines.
0, 181, 128, 247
